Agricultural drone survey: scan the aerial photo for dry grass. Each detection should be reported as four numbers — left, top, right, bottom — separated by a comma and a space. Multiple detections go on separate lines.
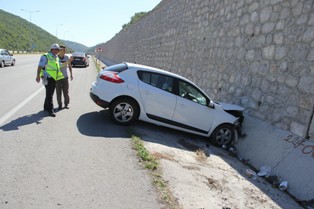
152, 152, 176, 162
195, 149, 208, 163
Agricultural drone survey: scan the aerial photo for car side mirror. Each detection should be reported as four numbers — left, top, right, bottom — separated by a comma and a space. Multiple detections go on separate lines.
208, 101, 215, 109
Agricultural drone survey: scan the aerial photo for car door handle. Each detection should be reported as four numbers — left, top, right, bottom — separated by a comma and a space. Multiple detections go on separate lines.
143, 90, 151, 95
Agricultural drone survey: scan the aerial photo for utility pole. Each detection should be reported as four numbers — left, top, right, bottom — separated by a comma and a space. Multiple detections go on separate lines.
21, 9, 40, 52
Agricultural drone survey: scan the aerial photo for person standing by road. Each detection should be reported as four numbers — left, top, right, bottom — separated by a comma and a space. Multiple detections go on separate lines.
35, 43, 64, 117
56, 45, 73, 110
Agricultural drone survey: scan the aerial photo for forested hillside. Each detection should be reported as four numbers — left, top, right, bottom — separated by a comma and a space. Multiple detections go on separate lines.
1, 9, 148, 53
0, 9, 63, 52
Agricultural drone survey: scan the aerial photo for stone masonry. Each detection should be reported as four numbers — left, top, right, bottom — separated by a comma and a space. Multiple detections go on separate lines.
98, 0, 314, 139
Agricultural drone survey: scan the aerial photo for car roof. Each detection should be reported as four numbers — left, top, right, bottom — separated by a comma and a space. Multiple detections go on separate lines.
105, 62, 212, 101
125, 62, 191, 82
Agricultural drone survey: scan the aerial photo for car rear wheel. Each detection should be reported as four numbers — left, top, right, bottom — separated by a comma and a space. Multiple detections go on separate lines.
109, 98, 139, 125
0, 61, 4, 68
210, 124, 235, 146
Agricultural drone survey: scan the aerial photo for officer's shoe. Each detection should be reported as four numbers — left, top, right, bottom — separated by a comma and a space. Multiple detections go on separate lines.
48, 111, 56, 117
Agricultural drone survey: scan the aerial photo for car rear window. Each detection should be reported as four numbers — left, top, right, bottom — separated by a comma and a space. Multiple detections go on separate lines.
105, 63, 128, 73
72, 52, 85, 57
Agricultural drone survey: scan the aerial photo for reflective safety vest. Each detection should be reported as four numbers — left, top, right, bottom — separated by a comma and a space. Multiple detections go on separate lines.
41, 52, 64, 81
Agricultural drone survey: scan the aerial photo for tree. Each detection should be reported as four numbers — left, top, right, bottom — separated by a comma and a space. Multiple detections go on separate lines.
122, 12, 147, 30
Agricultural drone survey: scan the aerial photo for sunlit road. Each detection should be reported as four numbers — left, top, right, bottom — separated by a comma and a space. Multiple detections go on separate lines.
0, 54, 161, 209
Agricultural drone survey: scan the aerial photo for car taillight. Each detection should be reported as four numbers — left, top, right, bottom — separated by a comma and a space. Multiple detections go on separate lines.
100, 72, 124, 83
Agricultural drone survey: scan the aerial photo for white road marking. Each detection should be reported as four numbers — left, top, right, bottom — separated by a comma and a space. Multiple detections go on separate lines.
0, 86, 44, 126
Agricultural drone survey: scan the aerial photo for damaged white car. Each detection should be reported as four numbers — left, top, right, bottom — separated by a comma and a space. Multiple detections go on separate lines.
90, 63, 244, 146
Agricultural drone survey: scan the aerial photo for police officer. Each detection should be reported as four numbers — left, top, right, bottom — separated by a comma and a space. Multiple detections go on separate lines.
36, 44, 65, 117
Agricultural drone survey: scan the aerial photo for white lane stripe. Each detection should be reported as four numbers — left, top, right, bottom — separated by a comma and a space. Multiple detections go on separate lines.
0, 86, 44, 126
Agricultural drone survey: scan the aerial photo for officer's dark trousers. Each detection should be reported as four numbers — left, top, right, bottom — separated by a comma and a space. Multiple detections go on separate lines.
44, 78, 56, 113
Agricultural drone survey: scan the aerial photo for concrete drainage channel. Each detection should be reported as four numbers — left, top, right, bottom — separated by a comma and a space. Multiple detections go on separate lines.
131, 122, 306, 209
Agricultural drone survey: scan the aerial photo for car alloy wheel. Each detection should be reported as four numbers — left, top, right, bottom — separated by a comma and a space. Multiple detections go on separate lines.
109, 98, 139, 125
210, 124, 235, 146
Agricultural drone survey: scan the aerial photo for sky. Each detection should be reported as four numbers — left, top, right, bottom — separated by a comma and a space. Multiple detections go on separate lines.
1, 0, 162, 47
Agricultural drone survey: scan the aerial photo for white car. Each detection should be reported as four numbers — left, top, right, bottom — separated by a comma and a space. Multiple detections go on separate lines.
90, 63, 244, 146
0, 49, 15, 67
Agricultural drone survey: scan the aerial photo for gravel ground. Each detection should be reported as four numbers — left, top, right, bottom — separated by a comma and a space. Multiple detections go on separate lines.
132, 122, 304, 209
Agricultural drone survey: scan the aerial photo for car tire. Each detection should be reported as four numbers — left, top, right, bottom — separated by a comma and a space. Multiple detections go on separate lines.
0, 61, 4, 68
109, 98, 139, 125
210, 124, 235, 146
11, 60, 15, 66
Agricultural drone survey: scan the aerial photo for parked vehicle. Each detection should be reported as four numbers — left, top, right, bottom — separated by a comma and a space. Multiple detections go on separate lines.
90, 63, 244, 146
0, 49, 15, 67
71, 51, 89, 67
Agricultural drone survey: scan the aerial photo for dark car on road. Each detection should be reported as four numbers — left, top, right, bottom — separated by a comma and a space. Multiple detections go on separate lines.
0, 49, 15, 67
71, 51, 89, 68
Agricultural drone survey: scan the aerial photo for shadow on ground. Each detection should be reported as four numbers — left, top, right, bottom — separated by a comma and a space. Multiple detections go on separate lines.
0, 111, 46, 131
76, 109, 129, 138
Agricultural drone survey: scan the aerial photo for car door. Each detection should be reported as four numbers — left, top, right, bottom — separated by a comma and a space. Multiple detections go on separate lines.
172, 80, 215, 134
4, 50, 12, 64
138, 71, 176, 122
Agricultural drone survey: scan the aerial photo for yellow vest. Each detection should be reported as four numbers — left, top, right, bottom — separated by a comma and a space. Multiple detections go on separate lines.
41, 52, 64, 81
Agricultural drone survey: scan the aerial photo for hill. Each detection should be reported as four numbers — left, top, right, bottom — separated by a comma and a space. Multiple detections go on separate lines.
0, 9, 64, 52
61, 40, 88, 53
0, 9, 92, 53
0, 9, 146, 54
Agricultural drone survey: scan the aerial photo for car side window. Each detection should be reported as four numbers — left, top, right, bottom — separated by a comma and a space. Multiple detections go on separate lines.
151, 74, 159, 87
178, 81, 207, 106
156, 75, 173, 93
138, 71, 173, 93
141, 72, 151, 83
138, 71, 158, 87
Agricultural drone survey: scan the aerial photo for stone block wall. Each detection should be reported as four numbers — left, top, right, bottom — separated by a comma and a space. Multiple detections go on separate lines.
98, 0, 314, 139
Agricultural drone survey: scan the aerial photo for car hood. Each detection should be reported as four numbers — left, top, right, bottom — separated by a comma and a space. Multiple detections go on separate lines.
216, 102, 245, 112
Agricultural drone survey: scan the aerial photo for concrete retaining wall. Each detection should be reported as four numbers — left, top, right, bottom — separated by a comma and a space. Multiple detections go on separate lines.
97, 0, 314, 200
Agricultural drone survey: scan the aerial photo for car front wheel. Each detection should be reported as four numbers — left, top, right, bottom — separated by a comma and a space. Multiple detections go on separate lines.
210, 124, 235, 146
109, 98, 139, 125
11, 60, 15, 66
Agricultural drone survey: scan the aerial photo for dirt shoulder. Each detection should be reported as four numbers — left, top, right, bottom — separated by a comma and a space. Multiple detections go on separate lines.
133, 122, 304, 209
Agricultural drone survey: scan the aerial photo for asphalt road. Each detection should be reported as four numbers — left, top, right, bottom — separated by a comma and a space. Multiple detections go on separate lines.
0, 54, 162, 209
